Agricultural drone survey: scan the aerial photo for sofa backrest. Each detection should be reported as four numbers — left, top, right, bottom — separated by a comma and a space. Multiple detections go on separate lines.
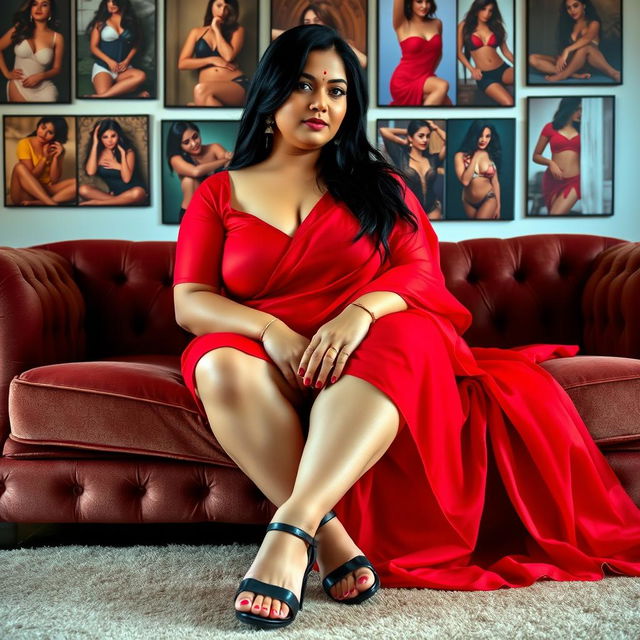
36, 234, 623, 358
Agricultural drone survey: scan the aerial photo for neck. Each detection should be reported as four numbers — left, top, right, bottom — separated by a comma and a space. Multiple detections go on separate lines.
262, 136, 323, 179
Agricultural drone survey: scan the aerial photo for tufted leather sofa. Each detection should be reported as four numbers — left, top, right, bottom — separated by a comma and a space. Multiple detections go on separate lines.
1, 235, 639, 543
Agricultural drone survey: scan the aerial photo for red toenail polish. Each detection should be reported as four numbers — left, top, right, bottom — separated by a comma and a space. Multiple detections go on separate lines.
240, 599, 250, 605
358, 576, 369, 584
263, 606, 269, 611
343, 591, 349, 597
253, 605, 261, 610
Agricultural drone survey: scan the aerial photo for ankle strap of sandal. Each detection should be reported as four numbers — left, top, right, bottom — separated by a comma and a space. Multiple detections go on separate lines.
267, 522, 316, 547
318, 510, 336, 528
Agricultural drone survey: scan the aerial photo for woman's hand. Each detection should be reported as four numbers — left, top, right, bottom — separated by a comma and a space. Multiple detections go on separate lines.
261, 320, 311, 392
471, 67, 483, 81
556, 50, 569, 71
100, 157, 120, 170
116, 61, 129, 73
6, 68, 24, 81
549, 160, 564, 179
107, 58, 118, 73
21, 73, 42, 88
298, 305, 373, 389
50, 141, 64, 158
92, 125, 100, 145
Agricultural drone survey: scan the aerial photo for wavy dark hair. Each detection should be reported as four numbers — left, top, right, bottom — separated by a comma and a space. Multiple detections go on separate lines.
462, 0, 506, 59
299, 2, 339, 30
12, 0, 61, 46
86, 0, 141, 43
403, 0, 437, 21
552, 97, 582, 132
166, 121, 201, 172
204, 0, 241, 42
28, 116, 69, 144
228, 25, 416, 257
457, 120, 502, 170
84, 118, 137, 166
557, 0, 601, 53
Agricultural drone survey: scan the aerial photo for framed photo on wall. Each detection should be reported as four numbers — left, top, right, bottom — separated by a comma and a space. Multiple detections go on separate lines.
164, 0, 259, 108
271, 0, 368, 69
445, 118, 515, 220
3, 114, 77, 206
456, 0, 515, 107
527, 0, 621, 86
376, 118, 447, 220
161, 119, 239, 224
76, 0, 157, 99
526, 96, 614, 216
77, 115, 150, 206
0, 0, 72, 104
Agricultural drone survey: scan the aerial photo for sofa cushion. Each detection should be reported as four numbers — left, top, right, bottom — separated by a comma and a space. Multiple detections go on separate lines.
8, 355, 232, 465
540, 355, 640, 449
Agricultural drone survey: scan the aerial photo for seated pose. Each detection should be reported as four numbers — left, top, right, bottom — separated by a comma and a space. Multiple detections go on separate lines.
529, 0, 620, 83
457, 0, 513, 106
178, 0, 248, 107
389, 0, 450, 105
0, 0, 64, 102
454, 120, 501, 219
166, 121, 232, 221
532, 97, 581, 215
9, 116, 76, 206
271, 1, 367, 68
379, 119, 446, 220
79, 118, 147, 206
86, 0, 148, 98
174, 24, 640, 633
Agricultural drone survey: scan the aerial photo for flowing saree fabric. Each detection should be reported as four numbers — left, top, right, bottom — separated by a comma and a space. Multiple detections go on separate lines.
174, 171, 640, 590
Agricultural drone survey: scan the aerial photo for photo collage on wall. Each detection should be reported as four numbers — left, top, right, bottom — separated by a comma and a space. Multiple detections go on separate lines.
0, 0, 622, 221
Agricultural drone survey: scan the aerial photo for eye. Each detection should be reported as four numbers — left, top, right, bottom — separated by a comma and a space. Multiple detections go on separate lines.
297, 80, 313, 91
329, 86, 347, 97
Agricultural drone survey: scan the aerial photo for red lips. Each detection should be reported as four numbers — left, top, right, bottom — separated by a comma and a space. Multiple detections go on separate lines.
304, 118, 328, 126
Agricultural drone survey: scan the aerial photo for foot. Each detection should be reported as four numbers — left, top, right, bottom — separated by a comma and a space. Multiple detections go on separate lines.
137, 90, 150, 98
571, 72, 591, 79
316, 516, 376, 601
611, 70, 621, 82
544, 73, 566, 82
235, 517, 314, 621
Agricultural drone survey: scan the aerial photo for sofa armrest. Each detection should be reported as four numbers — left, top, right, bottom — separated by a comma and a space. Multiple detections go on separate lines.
0, 248, 86, 440
582, 242, 640, 358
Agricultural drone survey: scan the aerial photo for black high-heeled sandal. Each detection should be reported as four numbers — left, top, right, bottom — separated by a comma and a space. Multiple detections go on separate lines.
318, 511, 381, 605
235, 522, 317, 630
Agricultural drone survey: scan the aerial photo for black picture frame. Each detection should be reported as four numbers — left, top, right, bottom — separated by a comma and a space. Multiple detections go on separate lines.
3, 114, 78, 207
0, 0, 72, 104
526, 96, 614, 217
77, 115, 151, 207
76, 0, 157, 100
161, 119, 239, 224
164, 0, 260, 108
526, 0, 622, 86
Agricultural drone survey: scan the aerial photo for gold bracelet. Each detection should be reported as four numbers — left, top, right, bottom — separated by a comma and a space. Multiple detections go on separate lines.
259, 317, 278, 341
349, 302, 376, 323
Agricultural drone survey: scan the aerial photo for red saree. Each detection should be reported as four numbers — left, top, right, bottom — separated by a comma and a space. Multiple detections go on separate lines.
174, 171, 640, 590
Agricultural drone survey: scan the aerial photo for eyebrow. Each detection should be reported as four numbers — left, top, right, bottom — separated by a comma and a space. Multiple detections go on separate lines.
301, 71, 347, 85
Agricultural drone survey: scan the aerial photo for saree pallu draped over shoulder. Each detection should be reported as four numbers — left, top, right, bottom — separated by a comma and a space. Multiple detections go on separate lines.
174, 171, 640, 590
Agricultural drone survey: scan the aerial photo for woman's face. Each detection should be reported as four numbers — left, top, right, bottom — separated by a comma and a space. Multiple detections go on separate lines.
101, 129, 119, 149
477, 127, 492, 150
571, 106, 582, 122
180, 128, 202, 155
302, 9, 323, 25
106, 0, 120, 14
273, 47, 348, 153
478, 4, 495, 23
412, 0, 431, 19
409, 126, 430, 152
31, 0, 52, 21
36, 121, 56, 143
565, 0, 586, 21
212, 0, 227, 19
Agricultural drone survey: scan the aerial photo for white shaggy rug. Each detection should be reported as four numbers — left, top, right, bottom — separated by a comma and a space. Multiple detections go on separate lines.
1, 544, 639, 639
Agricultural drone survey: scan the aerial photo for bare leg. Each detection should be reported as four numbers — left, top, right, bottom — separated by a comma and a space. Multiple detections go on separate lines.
484, 82, 513, 106
236, 375, 400, 620
180, 176, 200, 209
545, 48, 588, 82
49, 178, 77, 203
584, 45, 621, 81
549, 187, 579, 214
502, 66, 514, 86
475, 196, 498, 219
7, 80, 26, 103
10, 163, 56, 205
462, 195, 478, 219
79, 186, 147, 206
422, 76, 449, 106
79, 184, 114, 202
529, 53, 559, 75
194, 80, 245, 107
92, 69, 146, 98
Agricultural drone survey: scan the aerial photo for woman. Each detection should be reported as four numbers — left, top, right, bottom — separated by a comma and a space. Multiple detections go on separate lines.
178, 0, 248, 107
0, 0, 64, 102
85, 0, 147, 98
379, 119, 446, 219
454, 120, 501, 219
532, 97, 581, 215
271, 2, 367, 68
389, 0, 450, 105
529, 0, 620, 83
79, 118, 147, 206
174, 24, 640, 632
166, 121, 232, 221
457, 0, 513, 106
9, 116, 76, 205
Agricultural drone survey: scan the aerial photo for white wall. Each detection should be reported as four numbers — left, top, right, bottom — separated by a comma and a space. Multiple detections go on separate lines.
1, 0, 638, 247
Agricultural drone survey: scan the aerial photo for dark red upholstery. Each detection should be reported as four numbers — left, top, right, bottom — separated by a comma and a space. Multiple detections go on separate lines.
1, 234, 638, 530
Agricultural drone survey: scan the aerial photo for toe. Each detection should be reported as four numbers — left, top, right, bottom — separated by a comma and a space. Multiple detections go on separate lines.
269, 600, 282, 619
340, 576, 351, 599
252, 594, 264, 616
280, 603, 290, 619
344, 573, 356, 598
261, 596, 272, 618
235, 590, 253, 612
355, 567, 374, 593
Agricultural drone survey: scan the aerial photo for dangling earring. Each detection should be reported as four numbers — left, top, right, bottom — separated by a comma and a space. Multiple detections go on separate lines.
264, 115, 274, 135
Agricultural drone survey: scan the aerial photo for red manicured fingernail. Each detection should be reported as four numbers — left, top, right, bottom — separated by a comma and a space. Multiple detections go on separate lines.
358, 576, 369, 584
315, 380, 324, 389
331, 376, 337, 383
298, 367, 305, 376
304, 378, 311, 386
240, 599, 250, 605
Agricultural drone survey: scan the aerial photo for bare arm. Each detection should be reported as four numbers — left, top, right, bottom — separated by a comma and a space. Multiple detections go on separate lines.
118, 148, 135, 184
427, 121, 447, 161
491, 167, 500, 215
178, 27, 226, 70
454, 151, 477, 187
170, 154, 227, 178
211, 23, 244, 62
456, 21, 478, 75
0, 26, 23, 81
84, 128, 100, 176
271, 28, 284, 40
348, 41, 367, 67
379, 126, 408, 146
532, 134, 552, 167
89, 25, 118, 72
392, 0, 405, 32
565, 21, 600, 54
500, 39, 514, 64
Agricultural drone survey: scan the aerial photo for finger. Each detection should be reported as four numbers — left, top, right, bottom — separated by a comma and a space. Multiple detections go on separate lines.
303, 342, 331, 386
329, 349, 351, 384
298, 335, 321, 378
314, 346, 340, 389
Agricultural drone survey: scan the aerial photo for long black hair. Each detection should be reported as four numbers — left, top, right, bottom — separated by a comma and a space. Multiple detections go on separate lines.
12, 0, 61, 46
556, 0, 600, 52
204, 0, 241, 42
28, 116, 69, 144
462, 0, 506, 59
458, 120, 502, 170
228, 25, 416, 257
166, 121, 201, 172
84, 118, 137, 166
403, 0, 437, 21
86, 0, 141, 43
552, 97, 582, 132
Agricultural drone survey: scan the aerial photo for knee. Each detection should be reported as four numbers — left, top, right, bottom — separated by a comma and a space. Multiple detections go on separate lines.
193, 83, 208, 101
129, 186, 146, 201
135, 69, 146, 83
436, 77, 449, 93
194, 349, 255, 404
528, 54, 540, 66
78, 184, 91, 198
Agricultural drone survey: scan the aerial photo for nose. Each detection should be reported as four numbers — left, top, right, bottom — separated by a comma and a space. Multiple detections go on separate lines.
309, 89, 328, 113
